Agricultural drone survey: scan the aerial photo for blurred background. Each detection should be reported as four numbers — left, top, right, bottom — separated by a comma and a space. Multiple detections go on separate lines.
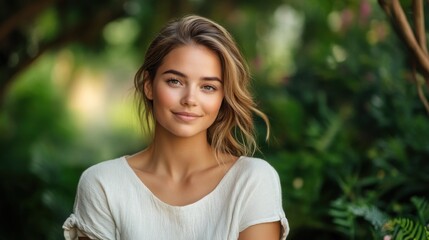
1, 0, 429, 239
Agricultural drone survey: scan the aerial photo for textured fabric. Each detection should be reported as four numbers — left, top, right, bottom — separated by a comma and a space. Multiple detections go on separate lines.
63, 156, 289, 240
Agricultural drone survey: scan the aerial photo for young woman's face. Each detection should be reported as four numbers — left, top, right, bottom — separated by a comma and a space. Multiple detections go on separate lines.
145, 44, 224, 138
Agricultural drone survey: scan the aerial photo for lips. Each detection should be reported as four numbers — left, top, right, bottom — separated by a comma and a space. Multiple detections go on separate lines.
172, 111, 202, 121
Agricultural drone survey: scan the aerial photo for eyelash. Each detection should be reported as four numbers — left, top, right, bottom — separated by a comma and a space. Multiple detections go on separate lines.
166, 79, 181, 86
166, 78, 218, 92
202, 85, 216, 92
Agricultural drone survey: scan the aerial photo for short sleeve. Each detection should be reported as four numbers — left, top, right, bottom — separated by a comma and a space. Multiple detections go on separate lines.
63, 167, 117, 240
239, 160, 290, 239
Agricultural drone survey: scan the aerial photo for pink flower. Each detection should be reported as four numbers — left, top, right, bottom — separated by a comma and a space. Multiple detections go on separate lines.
359, 0, 372, 24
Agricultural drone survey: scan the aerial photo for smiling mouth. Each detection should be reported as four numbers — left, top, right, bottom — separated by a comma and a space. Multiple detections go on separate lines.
173, 111, 202, 121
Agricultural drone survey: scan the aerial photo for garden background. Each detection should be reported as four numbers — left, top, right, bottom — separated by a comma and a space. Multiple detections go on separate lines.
1, 0, 428, 239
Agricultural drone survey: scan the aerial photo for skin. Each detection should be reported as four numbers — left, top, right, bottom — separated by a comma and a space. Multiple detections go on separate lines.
131, 44, 231, 206
79, 44, 281, 239
146, 44, 225, 141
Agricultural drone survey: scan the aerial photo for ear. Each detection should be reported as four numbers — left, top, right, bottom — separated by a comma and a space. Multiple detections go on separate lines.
143, 71, 153, 100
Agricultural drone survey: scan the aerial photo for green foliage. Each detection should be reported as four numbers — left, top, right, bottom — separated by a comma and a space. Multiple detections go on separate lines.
329, 197, 429, 240
384, 197, 429, 240
330, 198, 389, 237
412, 197, 429, 225
257, 1, 429, 239
388, 218, 429, 240
0, 56, 91, 239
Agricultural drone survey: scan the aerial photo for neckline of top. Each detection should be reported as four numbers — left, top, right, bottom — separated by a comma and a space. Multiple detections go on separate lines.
120, 155, 245, 209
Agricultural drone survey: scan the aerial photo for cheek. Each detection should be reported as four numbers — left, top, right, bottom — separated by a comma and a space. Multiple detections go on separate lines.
205, 95, 224, 115
153, 86, 177, 107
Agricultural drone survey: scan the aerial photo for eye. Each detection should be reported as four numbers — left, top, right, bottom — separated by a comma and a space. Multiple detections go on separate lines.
201, 85, 216, 92
166, 79, 182, 86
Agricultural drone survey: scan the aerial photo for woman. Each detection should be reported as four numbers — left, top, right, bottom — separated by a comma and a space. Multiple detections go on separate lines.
63, 15, 289, 240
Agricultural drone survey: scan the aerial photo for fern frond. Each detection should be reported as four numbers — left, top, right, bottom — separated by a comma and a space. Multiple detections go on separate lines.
329, 198, 389, 238
390, 217, 429, 240
329, 198, 356, 237
411, 197, 429, 225
349, 204, 389, 230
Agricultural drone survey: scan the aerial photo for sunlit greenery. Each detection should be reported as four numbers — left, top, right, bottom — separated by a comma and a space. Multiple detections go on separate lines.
1, 0, 428, 239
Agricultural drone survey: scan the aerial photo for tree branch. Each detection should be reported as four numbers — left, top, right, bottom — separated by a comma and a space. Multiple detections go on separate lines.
0, 6, 125, 103
413, 69, 429, 114
378, 0, 392, 17
379, 0, 429, 114
390, 0, 429, 75
413, 0, 427, 54
0, 0, 56, 41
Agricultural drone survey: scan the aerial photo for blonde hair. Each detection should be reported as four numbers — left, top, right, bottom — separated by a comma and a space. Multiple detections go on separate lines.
134, 15, 269, 158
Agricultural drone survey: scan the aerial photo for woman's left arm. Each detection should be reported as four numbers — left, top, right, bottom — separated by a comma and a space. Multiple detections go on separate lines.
238, 221, 282, 240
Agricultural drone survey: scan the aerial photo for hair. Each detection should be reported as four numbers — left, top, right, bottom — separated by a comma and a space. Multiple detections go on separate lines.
134, 15, 269, 159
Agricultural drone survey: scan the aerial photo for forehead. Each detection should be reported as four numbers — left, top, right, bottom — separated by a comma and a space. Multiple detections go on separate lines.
156, 44, 222, 78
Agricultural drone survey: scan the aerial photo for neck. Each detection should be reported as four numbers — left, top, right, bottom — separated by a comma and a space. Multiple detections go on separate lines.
145, 124, 217, 180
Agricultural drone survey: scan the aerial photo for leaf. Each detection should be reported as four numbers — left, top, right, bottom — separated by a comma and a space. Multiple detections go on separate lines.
411, 197, 429, 226
348, 204, 389, 230
390, 218, 429, 240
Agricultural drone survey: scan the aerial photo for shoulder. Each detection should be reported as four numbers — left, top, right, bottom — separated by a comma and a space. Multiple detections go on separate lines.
233, 157, 287, 234
236, 156, 280, 178
232, 156, 282, 188
83, 157, 125, 175
78, 157, 127, 187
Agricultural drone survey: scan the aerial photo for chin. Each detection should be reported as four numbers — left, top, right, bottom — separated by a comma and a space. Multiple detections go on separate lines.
164, 126, 208, 139
170, 130, 205, 138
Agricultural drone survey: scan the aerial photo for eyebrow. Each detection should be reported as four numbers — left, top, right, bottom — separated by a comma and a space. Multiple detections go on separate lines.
162, 69, 222, 82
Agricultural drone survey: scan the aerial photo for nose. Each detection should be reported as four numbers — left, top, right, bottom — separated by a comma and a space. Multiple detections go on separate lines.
180, 86, 197, 106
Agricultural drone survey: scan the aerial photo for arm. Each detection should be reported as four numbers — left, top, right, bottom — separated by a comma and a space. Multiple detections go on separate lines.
238, 221, 282, 240
63, 165, 117, 240
237, 159, 289, 239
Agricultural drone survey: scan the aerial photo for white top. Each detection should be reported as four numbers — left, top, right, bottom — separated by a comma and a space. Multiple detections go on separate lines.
63, 156, 289, 240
